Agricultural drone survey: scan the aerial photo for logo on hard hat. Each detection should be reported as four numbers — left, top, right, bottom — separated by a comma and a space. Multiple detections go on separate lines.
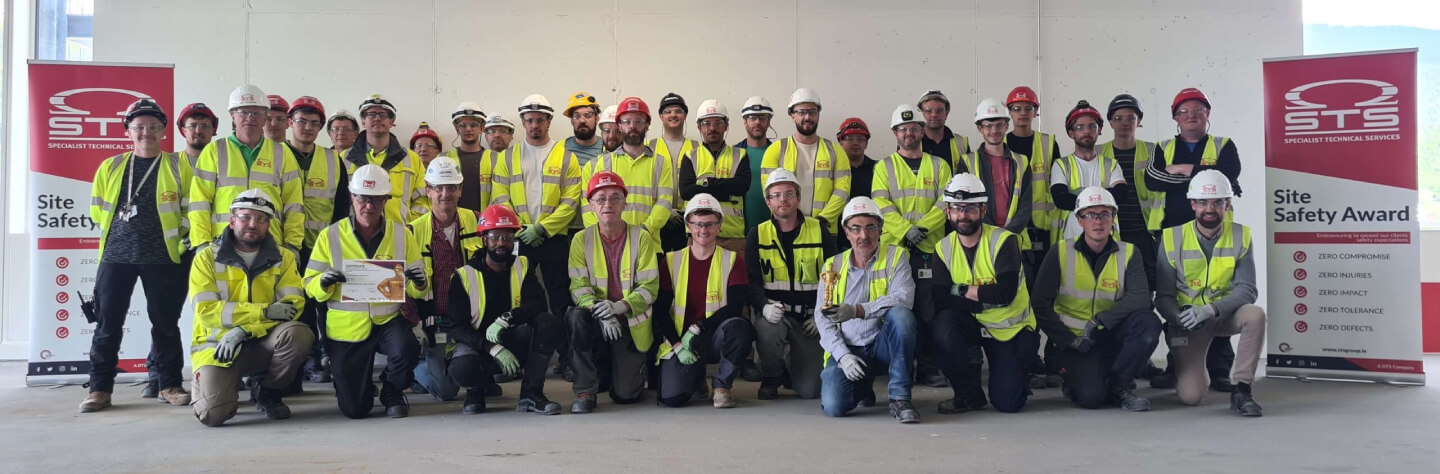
1202, 184, 1217, 194
600, 176, 615, 186
624, 103, 639, 112
1281, 79, 1401, 138
706, 107, 718, 115
1016, 93, 1029, 99
241, 94, 255, 103
1088, 194, 1102, 203
901, 111, 914, 121
987, 106, 1002, 115
497, 216, 513, 225
363, 180, 376, 189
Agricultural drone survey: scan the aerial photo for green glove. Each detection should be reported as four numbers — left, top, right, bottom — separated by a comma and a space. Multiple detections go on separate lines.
517, 225, 545, 246
676, 326, 700, 365
485, 314, 511, 344
490, 345, 520, 377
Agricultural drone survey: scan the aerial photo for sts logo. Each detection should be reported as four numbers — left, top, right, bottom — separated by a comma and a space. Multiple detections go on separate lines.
1282, 79, 1400, 136
47, 88, 154, 141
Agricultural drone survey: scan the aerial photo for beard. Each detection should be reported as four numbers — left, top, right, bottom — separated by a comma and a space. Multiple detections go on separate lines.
487, 247, 515, 265
796, 122, 817, 136
573, 125, 596, 141
953, 218, 981, 236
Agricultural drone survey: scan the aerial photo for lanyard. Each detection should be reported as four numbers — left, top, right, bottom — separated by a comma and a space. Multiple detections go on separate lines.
121, 154, 160, 221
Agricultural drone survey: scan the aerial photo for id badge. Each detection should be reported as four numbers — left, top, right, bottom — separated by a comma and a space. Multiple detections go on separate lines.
434, 333, 448, 344
1169, 336, 1189, 347
916, 268, 933, 279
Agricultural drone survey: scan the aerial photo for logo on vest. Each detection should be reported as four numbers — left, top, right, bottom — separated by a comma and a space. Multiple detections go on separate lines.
160, 191, 179, 203
975, 277, 996, 285
621, 269, 631, 280
308, 178, 325, 188
817, 160, 830, 168
1188, 279, 1203, 288
718, 168, 731, 178
547, 166, 561, 175
479, 174, 492, 183
706, 290, 721, 303
1033, 162, 1045, 173
1100, 278, 1118, 290
256, 159, 272, 169
923, 177, 935, 186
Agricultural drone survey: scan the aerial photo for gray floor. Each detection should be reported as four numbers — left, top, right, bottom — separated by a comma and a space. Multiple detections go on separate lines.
2, 359, 1437, 473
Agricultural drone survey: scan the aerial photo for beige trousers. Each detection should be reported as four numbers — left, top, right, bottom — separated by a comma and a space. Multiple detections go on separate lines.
191, 321, 314, 427
1169, 304, 1266, 406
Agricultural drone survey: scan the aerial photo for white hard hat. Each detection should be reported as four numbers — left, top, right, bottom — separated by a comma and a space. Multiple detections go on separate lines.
1075, 186, 1118, 212
696, 99, 727, 122
788, 88, 822, 112
359, 94, 397, 116
841, 197, 883, 226
327, 109, 356, 128
230, 188, 278, 217
684, 193, 725, 220
943, 173, 989, 204
349, 164, 393, 196
598, 105, 619, 125
228, 84, 267, 111
740, 96, 774, 117
974, 98, 1009, 124
484, 114, 514, 132
1187, 169, 1234, 199
517, 94, 554, 117
891, 104, 925, 129
764, 168, 801, 193
452, 102, 487, 123
425, 156, 463, 185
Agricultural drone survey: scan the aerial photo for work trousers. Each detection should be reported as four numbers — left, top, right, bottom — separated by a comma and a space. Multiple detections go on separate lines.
820, 306, 917, 417
191, 321, 313, 426
448, 312, 563, 399
325, 317, 419, 419
1171, 304, 1266, 406
657, 318, 756, 407
933, 308, 1040, 413
88, 262, 187, 393
566, 307, 647, 404
754, 311, 824, 399
1058, 310, 1162, 409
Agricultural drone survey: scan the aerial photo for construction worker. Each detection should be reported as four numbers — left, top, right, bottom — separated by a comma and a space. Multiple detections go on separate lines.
411, 122, 443, 167
175, 102, 219, 169
1003, 86, 1062, 264
917, 90, 973, 172
1031, 186, 1158, 411
655, 194, 754, 408
748, 169, 837, 400
566, 171, 660, 413
1155, 170, 1264, 417
443, 204, 563, 415
563, 92, 605, 164
80, 99, 193, 413
598, 105, 621, 153
581, 97, 674, 248
817, 197, 918, 423
737, 96, 775, 230
647, 92, 697, 252
304, 164, 427, 419
189, 84, 304, 253
188, 188, 313, 426
264, 95, 289, 143
836, 118, 876, 201
406, 157, 483, 401
342, 94, 429, 224
444, 102, 489, 212
761, 88, 852, 235
286, 96, 351, 384
929, 173, 1037, 415
871, 104, 951, 388
678, 99, 751, 254
485, 114, 516, 153
1051, 100, 1127, 241
327, 110, 359, 155
1100, 94, 1165, 288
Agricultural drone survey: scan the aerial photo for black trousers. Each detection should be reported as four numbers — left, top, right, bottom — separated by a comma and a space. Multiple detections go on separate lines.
89, 262, 187, 393
297, 246, 327, 368
449, 312, 563, 399
1058, 310, 1162, 408
521, 233, 572, 369
657, 318, 756, 407
932, 308, 1039, 413
566, 307, 648, 403
325, 317, 419, 419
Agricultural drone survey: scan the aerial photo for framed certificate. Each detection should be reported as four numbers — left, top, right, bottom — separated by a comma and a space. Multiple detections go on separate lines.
340, 259, 407, 303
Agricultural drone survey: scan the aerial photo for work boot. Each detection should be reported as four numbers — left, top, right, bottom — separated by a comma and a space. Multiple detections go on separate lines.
255, 387, 291, 420
1139, 362, 1164, 379
937, 395, 988, 414
1149, 372, 1177, 389
1112, 386, 1151, 412
410, 381, 429, 395
713, 388, 735, 409
888, 399, 920, 424
462, 389, 486, 415
517, 394, 561, 415
570, 392, 597, 414
305, 365, 332, 384
690, 379, 710, 403
284, 373, 304, 396
1210, 376, 1235, 393
380, 383, 410, 418
1045, 374, 1063, 388
739, 359, 762, 383
141, 381, 159, 399
485, 381, 503, 398
757, 378, 782, 400
1230, 383, 1263, 417
159, 386, 191, 406
1028, 374, 1048, 390
921, 369, 950, 388
79, 391, 112, 413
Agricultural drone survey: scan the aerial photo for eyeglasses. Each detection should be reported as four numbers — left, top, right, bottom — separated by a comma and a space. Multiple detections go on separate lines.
766, 190, 799, 201
1009, 105, 1036, 113
234, 213, 271, 224
233, 110, 262, 119
1175, 107, 1209, 116
618, 119, 646, 127
946, 203, 983, 214
1069, 123, 1100, 132
483, 233, 516, 243
455, 122, 483, 130
894, 125, 923, 134
791, 109, 819, 117
356, 195, 391, 206
1077, 211, 1114, 221
844, 224, 881, 234
292, 118, 323, 129
521, 117, 549, 125
571, 111, 598, 120
979, 122, 1008, 131
362, 112, 390, 120
686, 221, 720, 230
183, 123, 215, 132
330, 127, 357, 134
698, 119, 727, 129
1193, 199, 1227, 209
128, 124, 164, 134
414, 142, 440, 151
484, 128, 511, 135
591, 195, 625, 205
427, 184, 459, 193
1110, 115, 1138, 124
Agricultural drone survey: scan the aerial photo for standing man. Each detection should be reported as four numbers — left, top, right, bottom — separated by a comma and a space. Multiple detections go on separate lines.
327, 110, 359, 156
563, 92, 605, 165
485, 115, 516, 153
1003, 86, 1062, 269
918, 90, 972, 173
837, 118, 876, 200
188, 189, 313, 426
566, 171, 661, 413
343, 94, 429, 224
407, 157, 482, 401
80, 99, 193, 412
581, 97, 674, 248
303, 165, 427, 419
410, 122, 443, 167
286, 96, 351, 384
264, 95, 289, 143
760, 88, 851, 235
175, 103, 218, 169
446, 102, 491, 212
678, 99, 751, 254
598, 105, 622, 153
1031, 187, 1159, 411
737, 96, 775, 231
816, 197, 919, 423
649, 92, 697, 252
1100, 94, 1165, 288
1050, 100, 1127, 241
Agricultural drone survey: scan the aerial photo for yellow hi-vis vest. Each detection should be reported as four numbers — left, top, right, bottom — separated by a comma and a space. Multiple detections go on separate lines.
1159, 135, 1235, 225
1004, 132, 1060, 236
937, 224, 1035, 341
444, 148, 498, 212
567, 225, 660, 352
490, 142, 583, 237
345, 148, 431, 224
1053, 238, 1134, 335
871, 152, 950, 254
684, 144, 747, 239
453, 257, 528, 329
188, 241, 306, 369
937, 134, 972, 175
302, 218, 425, 342
823, 245, 909, 308
648, 137, 698, 208
1099, 140, 1165, 231
756, 217, 825, 293
957, 149, 1034, 251
189, 137, 304, 249
90, 151, 191, 263
1051, 153, 1122, 244
1161, 220, 1251, 308
409, 209, 483, 298
760, 137, 852, 234
657, 247, 736, 360
300, 147, 342, 248
582, 148, 674, 245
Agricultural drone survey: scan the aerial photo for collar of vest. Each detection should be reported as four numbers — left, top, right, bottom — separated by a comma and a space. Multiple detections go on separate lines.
214, 228, 284, 274
344, 131, 407, 169
1071, 236, 1119, 258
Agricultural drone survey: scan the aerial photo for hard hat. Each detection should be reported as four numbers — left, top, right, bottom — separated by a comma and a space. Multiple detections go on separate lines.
564, 92, 600, 118
267, 95, 289, 113
740, 96, 774, 117
359, 94, 397, 117
517, 94, 554, 117
658, 92, 688, 114
788, 88, 822, 112
478, 205, 522, 234
917, 89, 950, 110
840, 197, 883, 226
764, 168, 801, 193
1006, 86, 1040, 108
1065, 100, 1103, 129
973, 98, 1009, 124
695, 99, 727, 122
230, 188, 278, 218
586, 170, 627, 200
1107, 94, 1143, 121
227, 84, 267, 111
425, 155, 463, 185
451, 101, 487, 124
326, 110, 357, 130
598, 105, 619, 125
943, 173, 989, 204
837, 117, 870, 139
176, 103, 218, 133
124, 99, 167, 127
484, 114, 515, 132
349, 164, 393, 196
891, 104, 924, 129
616, 97, 650, 121
287, 96, 325, 118
410, 122, 441, 149
1074, 186, 1118, 212
1186, 169, 1233, 199
1171, 87, 1211, 115
683, 193, 724, 220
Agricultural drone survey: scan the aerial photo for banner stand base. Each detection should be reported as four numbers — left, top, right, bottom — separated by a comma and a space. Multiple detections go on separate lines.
1267, 371, 1425, 386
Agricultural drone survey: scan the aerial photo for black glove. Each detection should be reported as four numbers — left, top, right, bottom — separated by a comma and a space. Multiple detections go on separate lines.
404, 267, 427, 287
319, 268, 347, 288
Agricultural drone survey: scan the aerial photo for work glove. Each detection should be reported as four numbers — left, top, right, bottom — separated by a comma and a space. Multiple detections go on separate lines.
412, 323, 430, 347
264, 301, 298, 322
1070, 321, 1098, 353
434, 315, 455, 333
490, 345, 520, 378
593, 300, 626, 320
485, 313, 511, 344
821, 303, 860, 324
762, 301, 785, 325
1178, 304, 1215, 331
215, 327, 248, 363
803, 317, 818, 337
319, 268, 347, 288
838, 353, 867, 382
600, 315, 624, 342
517, 225, 545, 246
676, 327, 701, 365
903, 227, 928, 247
404, 267, 427, 289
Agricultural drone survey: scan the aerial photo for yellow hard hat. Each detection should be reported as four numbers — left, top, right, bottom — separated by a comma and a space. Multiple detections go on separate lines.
564, 92, 600, 117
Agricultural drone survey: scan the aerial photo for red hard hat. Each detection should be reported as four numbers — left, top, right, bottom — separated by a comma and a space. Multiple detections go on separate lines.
1171, 87, 1211, 115
837, 117, 870, 139
1006, 86, 1039, 108
288, 95, 326, 118
478, 205, 522, 234
1065, 100, 1103, 129
587, 170, 627, 200
410, 122, 441, 149
176, 102, 219, 134
267, 95, 289, 112
616, 97, 650, 121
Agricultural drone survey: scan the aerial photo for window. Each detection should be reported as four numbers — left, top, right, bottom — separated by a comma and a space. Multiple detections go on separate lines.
36, 0, 92, 61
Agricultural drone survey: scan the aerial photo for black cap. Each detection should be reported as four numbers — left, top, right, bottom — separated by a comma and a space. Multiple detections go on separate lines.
124, 99, 168, 127
1107, 94, 1143, 121
659, 92, 688, 114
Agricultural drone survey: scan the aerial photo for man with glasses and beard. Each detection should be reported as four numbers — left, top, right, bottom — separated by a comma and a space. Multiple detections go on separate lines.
1049, 100, 1127, 242
175, 103, 218, 169
678, 99, 751, 255
582, 97, 674, 249
286, 96, 350, 385
598, 105, 622, 154
761, 88, 851, 236
343, 94, 429, 224
563, 92, 605, 164
738, 96, 776, 230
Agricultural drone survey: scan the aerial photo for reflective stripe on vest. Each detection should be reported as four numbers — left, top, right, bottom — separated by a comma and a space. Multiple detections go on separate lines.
1054, 239, 1132, 335
936, 225, 1034, 340
455, 257, 527, 329
874, 152, 946, 252
490, 143, 578, 232
323, 220, 409, 341
586, 150, 672, 229
957, 150, 1034, 251
213, 139, 291, 244
659, 248, 735, 358
567, 226, 656, 351
1006, 132, 1059, 233
92, 152, 188, 263
761, 137, 850, 233
756, 218, 825, 292
826, 245, 905, 307
685, 145, 747, 239
1162, 221, 1249, 307
302, 148, 341, 247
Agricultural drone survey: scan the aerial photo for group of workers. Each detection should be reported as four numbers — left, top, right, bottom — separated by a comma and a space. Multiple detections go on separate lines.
79, 83, 1266, 426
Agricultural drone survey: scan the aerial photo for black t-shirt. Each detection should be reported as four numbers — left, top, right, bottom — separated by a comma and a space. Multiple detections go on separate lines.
850, 156, 877, 199
102, 155, 172, 264
1110, 147, 1146, 234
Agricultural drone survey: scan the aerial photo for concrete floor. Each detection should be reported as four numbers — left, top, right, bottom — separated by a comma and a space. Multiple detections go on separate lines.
2, 359, 1437, 473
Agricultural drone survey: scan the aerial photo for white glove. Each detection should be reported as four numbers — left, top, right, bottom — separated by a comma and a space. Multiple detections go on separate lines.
264, 301, 297, 322
762, 301, 785, 325
838, 353, 867, 382
1178, 305, 1216, 331
214, 327, 248, 363
903, 227, 928, 247
604, 300, 628, 317
592, 301, 613, 320
600, 316, 624, 342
